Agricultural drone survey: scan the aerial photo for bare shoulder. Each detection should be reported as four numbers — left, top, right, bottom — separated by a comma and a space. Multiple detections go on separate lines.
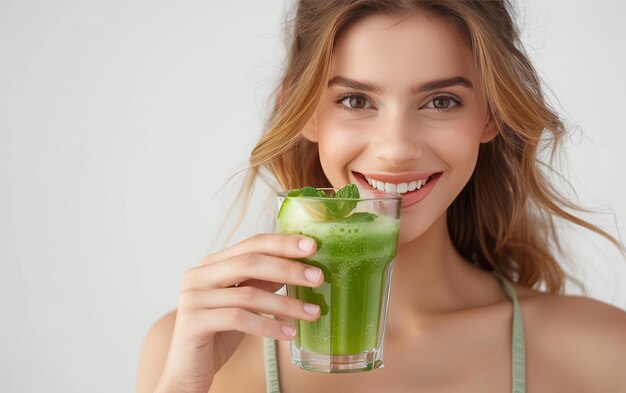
136, 310, 177, 393
515, 285, 626, 391
517, 285, 626, 339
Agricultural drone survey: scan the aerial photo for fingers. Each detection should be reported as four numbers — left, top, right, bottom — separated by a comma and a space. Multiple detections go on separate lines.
182, 253, 324, 290
194, 308, 299, 341
175, 233, 323, 342
182, 286, 320, 323
199, 233, 317, 266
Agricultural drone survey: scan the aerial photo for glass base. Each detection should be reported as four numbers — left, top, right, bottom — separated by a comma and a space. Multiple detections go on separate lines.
290, 344, 384, 373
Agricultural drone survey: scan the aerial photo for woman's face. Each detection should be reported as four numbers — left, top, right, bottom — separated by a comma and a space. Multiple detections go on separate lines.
303, 13, 497, 244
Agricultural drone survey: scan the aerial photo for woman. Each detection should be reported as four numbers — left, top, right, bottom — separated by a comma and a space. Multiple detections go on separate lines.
137, 1, 626, 392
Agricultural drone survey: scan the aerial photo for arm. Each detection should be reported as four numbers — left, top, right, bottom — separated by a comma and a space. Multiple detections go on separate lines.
136, 311, 176, 393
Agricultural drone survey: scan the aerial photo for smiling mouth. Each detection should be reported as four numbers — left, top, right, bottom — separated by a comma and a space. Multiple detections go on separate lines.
351, 170, 444, 208
352, 171, 442, 194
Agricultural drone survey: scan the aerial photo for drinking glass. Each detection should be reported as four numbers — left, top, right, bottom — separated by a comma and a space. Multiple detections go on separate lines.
276, 187, 401, 373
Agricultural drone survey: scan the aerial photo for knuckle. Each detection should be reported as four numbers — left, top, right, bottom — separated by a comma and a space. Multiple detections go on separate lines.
278, 234, 292, 252
199, 253, 215, 266
250, 233, 265, 244
180, 268, 197, 289
227, 308, 246, 328
283, 258, 299, 279
239, 253, 258, 270
181, 308, 201, 324
178, 289, 196, 308
236, 285, 257, 302
181, 288, 209, 309
285, 296, 302, 315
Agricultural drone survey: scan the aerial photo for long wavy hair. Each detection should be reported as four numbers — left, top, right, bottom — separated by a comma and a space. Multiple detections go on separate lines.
217, 0, 624, 294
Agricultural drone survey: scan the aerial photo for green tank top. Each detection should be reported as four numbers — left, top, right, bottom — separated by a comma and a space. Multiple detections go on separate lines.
263, 271, 526, 393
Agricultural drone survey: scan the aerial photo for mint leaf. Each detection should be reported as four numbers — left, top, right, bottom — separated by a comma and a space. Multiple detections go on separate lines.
334, 183, 359, 199
286, 184, 364, 221
325, 184, 359, 220
338, 212, 377, 223
287, 186, 326, 198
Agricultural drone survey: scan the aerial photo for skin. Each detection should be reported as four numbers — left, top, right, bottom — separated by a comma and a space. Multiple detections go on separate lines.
137, 12, 626, 393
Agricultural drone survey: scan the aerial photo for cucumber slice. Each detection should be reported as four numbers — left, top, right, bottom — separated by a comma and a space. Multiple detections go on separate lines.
277, 196, 327, 223
277, 184, 363, 223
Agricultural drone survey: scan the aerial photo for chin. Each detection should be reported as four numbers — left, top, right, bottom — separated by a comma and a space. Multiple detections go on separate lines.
397, 216, 430, 244
397, 207, 447, 245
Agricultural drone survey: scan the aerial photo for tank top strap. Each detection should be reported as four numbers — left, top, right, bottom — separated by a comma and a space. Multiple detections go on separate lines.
263, 336, 282, 393
491, 271, 527, 393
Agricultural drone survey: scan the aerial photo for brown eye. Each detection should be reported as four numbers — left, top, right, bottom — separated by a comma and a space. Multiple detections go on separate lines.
349, 96, 368, 109
433, 97, 451, 109
424, 95, 461, 111
338, 94, 373, 111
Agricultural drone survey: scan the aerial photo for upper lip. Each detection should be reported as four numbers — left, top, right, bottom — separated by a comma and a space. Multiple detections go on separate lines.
353, 170, 442, 184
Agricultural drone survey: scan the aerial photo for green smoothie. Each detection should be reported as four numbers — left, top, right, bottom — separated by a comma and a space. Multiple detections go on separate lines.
277, 197, 399, 356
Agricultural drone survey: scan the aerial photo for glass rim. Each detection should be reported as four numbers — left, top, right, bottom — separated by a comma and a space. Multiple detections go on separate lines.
276, 187, 402, 201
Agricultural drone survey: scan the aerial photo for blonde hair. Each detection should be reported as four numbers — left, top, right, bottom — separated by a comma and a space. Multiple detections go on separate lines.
219, 0, 624, 294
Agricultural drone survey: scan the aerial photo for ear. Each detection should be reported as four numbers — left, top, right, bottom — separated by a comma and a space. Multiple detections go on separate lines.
301, 109, 319, 143
479, 109, 499, 143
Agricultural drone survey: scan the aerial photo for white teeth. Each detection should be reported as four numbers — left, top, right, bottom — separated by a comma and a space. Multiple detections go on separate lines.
385, 183, 396, 192
362, 174, 433, 194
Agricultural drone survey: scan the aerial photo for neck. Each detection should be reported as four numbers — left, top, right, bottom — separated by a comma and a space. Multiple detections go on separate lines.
387, 211, 504, 330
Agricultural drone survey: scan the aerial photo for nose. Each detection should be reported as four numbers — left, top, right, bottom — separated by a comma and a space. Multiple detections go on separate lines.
372, 110, 422, 167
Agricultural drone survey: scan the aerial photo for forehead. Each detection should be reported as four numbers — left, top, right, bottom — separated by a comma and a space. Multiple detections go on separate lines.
330, 13, 475, 91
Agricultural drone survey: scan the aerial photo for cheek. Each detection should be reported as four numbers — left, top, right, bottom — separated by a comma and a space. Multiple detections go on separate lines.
435, 129, 481, 179
316, 119, 368, 187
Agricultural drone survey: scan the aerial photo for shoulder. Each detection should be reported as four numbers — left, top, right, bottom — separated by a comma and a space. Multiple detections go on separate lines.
518, 288, 626, 391
136, 310, 177, 393
520, 288, 626, 340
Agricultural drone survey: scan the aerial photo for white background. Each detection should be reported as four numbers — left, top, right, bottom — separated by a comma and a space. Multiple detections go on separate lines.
1, 0, 624, 391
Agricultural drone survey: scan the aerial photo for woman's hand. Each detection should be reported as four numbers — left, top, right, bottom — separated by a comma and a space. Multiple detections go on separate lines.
156, 234, 322, 393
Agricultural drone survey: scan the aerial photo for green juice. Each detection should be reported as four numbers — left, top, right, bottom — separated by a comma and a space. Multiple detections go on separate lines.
279, 215, 399, 356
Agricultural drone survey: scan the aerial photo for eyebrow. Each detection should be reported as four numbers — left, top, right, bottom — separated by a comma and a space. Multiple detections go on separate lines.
327, 75, 473, 94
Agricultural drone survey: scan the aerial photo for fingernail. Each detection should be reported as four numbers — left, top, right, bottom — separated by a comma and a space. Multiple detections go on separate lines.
304, 267, 321, 283
281, 324, 296, 337
303, 303, 320, 315
298, 237, 315, 252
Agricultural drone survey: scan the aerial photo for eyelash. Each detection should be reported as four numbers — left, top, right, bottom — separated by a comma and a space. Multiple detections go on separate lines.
335, 93, 463, 113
